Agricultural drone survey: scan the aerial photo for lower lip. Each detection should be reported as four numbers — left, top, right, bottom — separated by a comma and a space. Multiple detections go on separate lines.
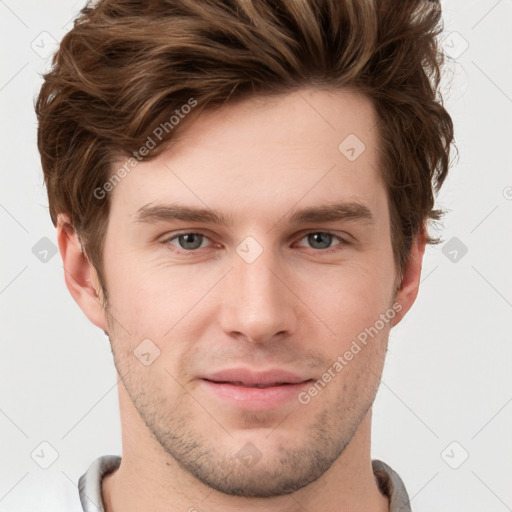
200, 380, 311, 410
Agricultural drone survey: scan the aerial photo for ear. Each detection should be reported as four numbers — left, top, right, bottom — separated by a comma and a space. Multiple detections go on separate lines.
56, 213, 108, 331
390, 225, 427, 327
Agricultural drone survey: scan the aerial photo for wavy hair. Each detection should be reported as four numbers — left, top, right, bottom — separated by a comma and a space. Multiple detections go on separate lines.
35, 0, 454, 292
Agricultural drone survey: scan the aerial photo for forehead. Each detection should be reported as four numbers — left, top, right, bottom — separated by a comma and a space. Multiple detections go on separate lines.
108, 88, 384, 223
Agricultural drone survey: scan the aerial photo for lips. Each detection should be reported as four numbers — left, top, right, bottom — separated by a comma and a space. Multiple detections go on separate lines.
213, 381, 290, 388
199, 368, 312, 410
201, 368, 310, 387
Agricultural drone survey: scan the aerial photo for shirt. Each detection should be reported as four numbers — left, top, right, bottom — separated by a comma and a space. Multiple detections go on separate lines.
78, 455, 412, 512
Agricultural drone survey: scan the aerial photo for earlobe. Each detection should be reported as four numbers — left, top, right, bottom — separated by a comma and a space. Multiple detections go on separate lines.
390, 226, 427, 327
56, 213, 108, 331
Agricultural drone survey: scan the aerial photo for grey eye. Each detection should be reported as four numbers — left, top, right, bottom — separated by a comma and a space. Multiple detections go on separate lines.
307, 232, 333, 249
177, 233, 204, 250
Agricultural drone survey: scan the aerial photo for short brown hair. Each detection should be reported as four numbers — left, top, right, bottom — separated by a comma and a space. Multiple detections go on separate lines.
36, 0, 454, 295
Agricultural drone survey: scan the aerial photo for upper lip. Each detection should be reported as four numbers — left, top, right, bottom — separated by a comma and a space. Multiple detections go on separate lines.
201, 368, 311, 387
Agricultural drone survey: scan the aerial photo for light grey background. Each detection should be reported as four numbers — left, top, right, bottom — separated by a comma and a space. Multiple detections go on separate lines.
1, 1, 511, 510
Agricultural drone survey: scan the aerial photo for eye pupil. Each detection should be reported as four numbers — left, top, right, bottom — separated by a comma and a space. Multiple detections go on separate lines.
308, 232, 332, 249
179, 233, 203, 250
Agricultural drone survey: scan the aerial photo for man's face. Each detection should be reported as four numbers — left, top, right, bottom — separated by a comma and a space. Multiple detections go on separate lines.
100, 88, 402, 496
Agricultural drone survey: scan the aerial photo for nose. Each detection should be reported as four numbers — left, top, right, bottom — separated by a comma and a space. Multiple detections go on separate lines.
217, 244, 298, 345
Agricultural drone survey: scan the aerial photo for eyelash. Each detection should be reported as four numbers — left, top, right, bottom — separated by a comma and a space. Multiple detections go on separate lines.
161, 231, 350, 255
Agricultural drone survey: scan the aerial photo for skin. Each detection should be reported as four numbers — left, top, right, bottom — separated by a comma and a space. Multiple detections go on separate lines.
58, 88, 425, 512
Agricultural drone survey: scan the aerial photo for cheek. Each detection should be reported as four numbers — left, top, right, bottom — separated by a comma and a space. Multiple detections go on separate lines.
103, 251, 225, 344
301, 258, 395, 340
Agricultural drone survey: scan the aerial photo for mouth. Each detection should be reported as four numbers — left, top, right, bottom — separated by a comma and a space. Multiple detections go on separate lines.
203, 380, 299, 388
198, 368, 313, 409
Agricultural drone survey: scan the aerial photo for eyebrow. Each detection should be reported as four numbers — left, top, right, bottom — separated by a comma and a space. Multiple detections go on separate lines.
134, 201, 374, 226
288, 202, 373, 225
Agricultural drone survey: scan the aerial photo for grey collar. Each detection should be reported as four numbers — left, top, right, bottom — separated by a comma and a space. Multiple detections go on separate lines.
78, 455, 411, 512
